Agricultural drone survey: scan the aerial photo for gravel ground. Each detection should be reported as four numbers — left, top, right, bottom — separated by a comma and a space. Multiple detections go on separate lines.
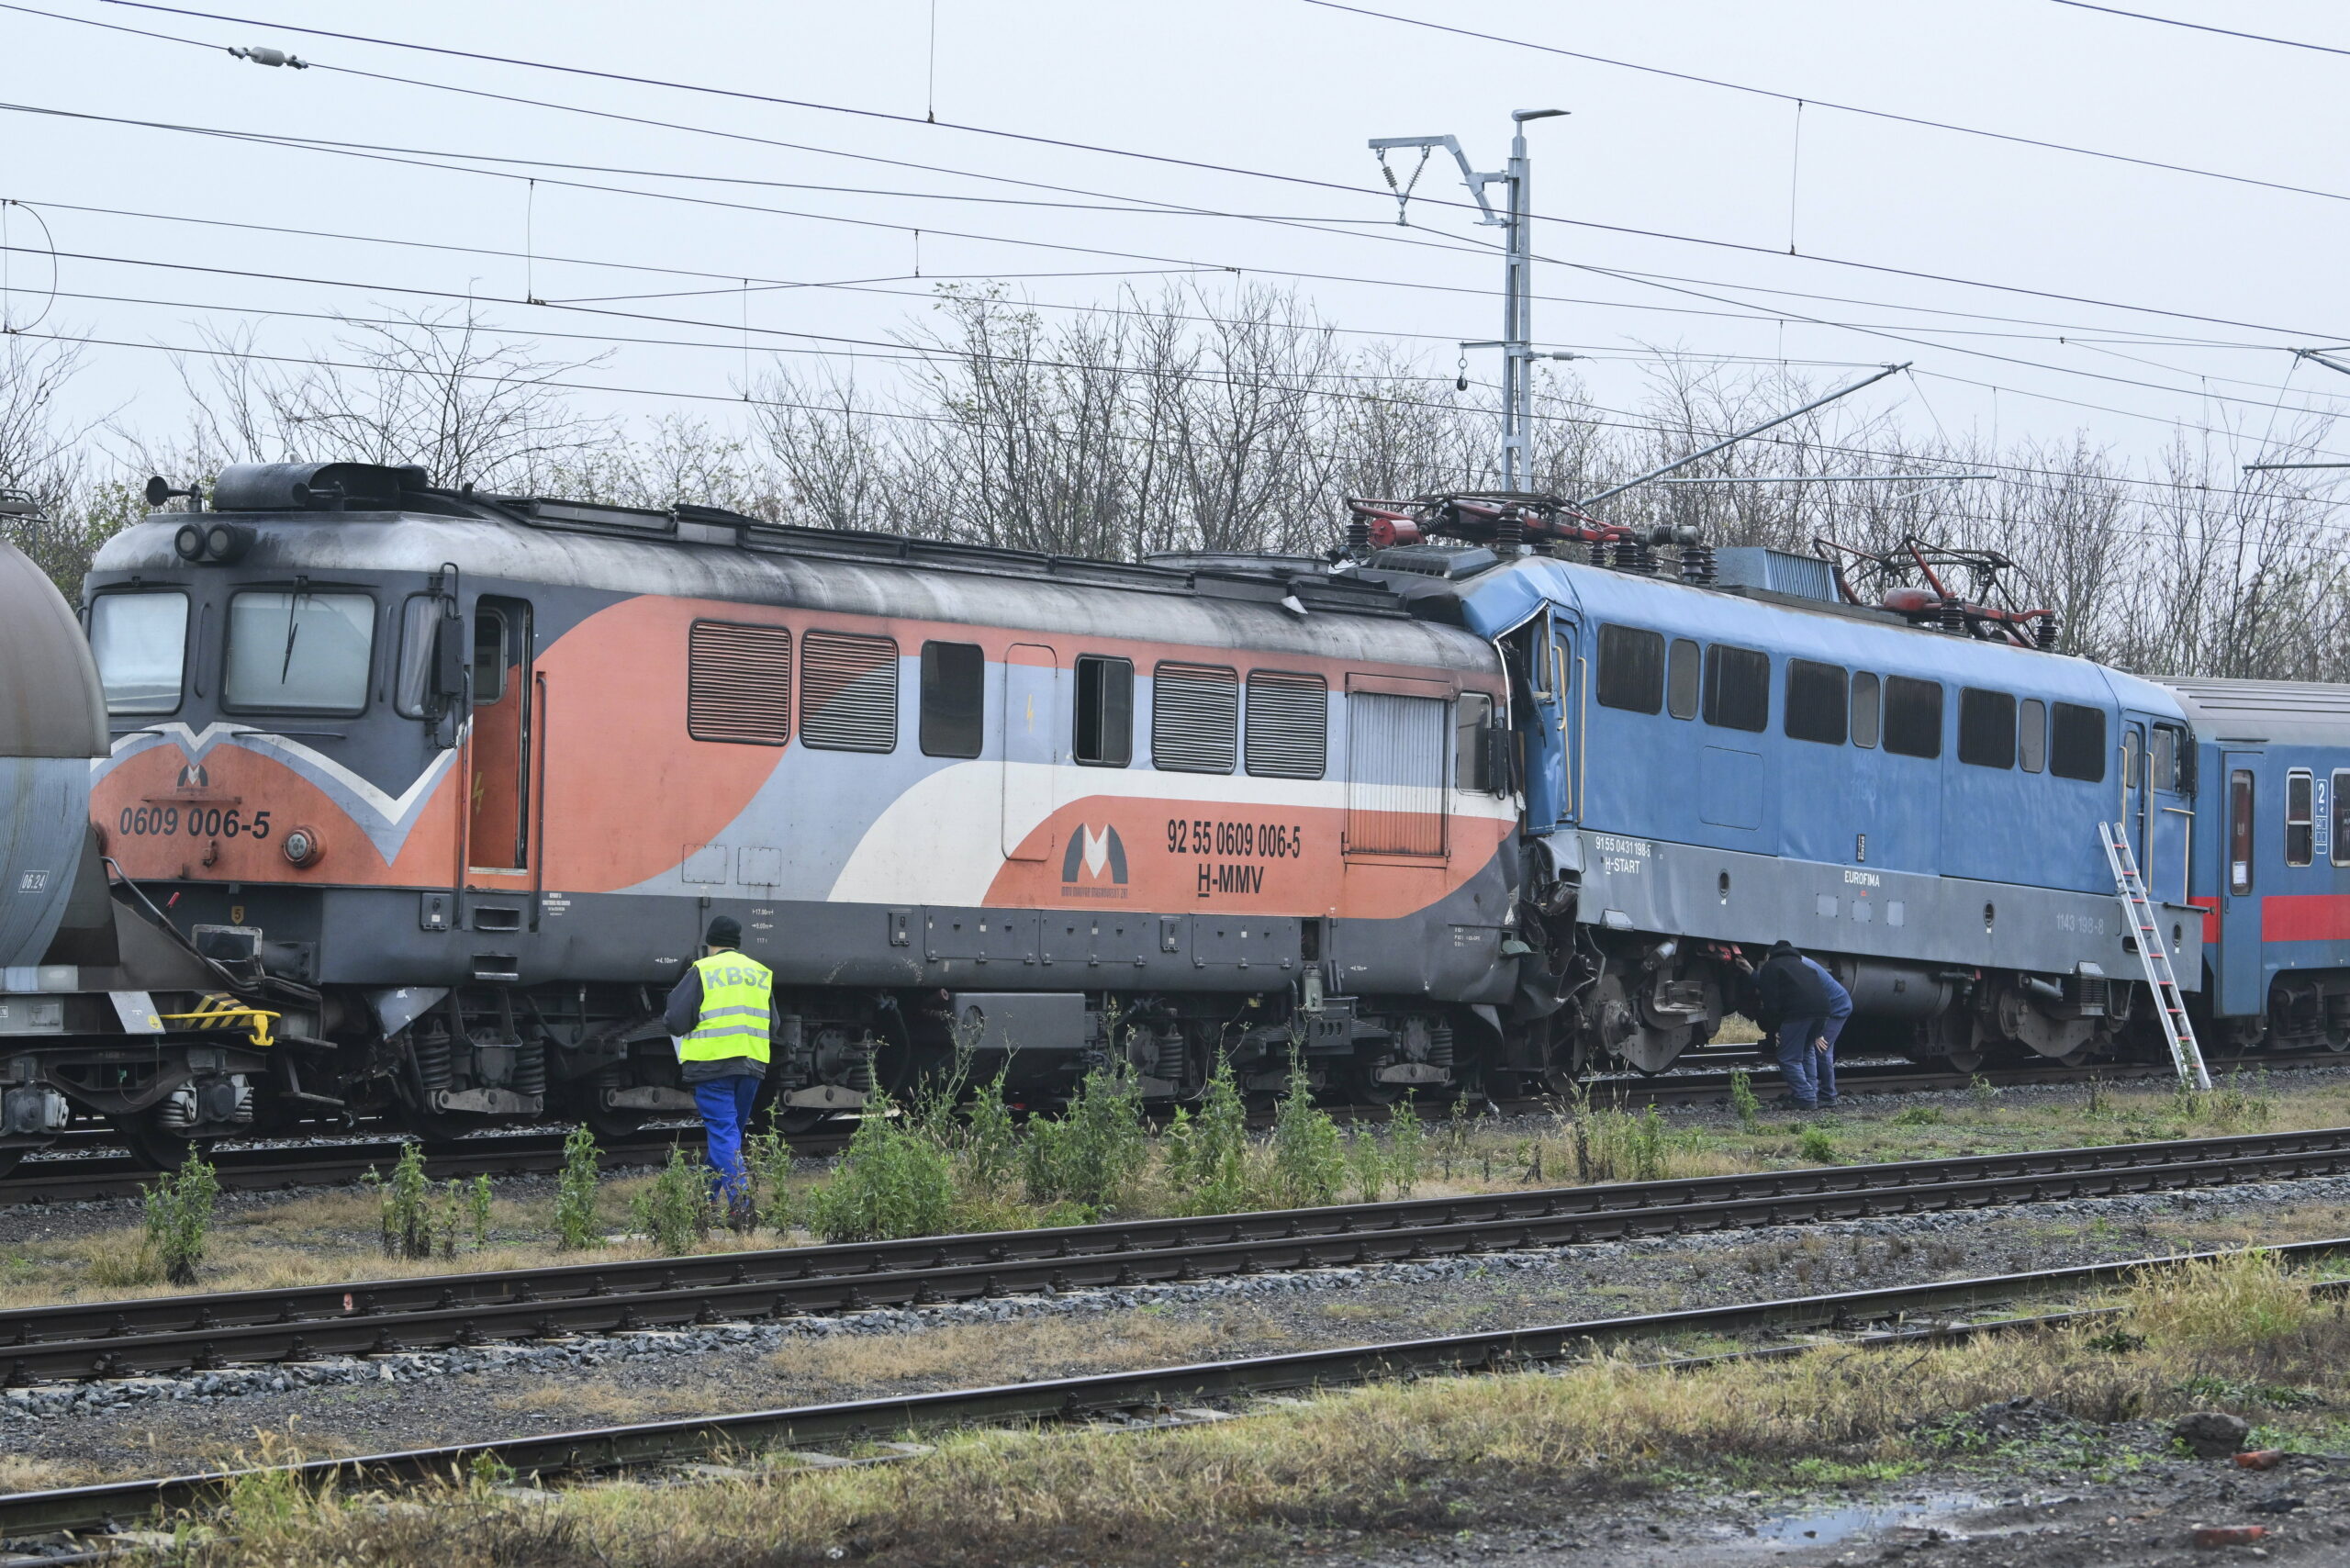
6, 1172, 2350, 1483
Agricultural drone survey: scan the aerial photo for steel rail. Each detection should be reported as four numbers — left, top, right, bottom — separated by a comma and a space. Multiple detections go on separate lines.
6, 1235, 2347, 1541
10, 1125, 2350, 1384
10, 1049, 2342, 1206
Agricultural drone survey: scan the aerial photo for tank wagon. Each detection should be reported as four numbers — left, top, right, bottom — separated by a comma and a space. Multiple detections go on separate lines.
16, 461, 2347, 1166
0, 505, 275, 1175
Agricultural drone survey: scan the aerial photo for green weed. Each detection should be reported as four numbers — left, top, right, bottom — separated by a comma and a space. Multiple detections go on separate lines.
376, 1143, 432, 1260
804, 1093, 954, 1242
630, 1148, 715, 1256
1729, 1069, 1761, 1132
553, 1124, 602, 1250
141, 1148, 220, 1286
1269, 1057, 1345, 1208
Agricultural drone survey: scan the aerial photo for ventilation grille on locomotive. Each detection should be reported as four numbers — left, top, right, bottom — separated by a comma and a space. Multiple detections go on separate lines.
1245, 671, 1328, 779
1152, 662, 1238, 774
1346, 691, 1447, 857
687, 621, 791, 745
800, 631, 899, 752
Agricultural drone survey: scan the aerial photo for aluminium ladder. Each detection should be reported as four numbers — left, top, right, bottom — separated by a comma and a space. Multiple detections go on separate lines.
2098, 820, 2212, 1090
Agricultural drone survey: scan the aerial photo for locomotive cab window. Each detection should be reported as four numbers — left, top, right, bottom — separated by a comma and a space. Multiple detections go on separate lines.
1244, 670, 1327, 779
1455, 692, 1497, 793
2151, 725, 2177, 793
1784, 659, 1846, 745
1073, 655, 1133, 767
89, 590, 189, 715
2287, 768, 2314, 867
2333, 768, 2350, 866
1151, 661, 1238, 773
800, 631, 900, 753
1957, 688, 2017, 769
223, 590, 375, 714
2049, 702, 2107, 782
919, 641, 985, 758
2230, 769, 2255, 895
471, 607, 509, 705
1849, 671, 1880, 748
1701, 644, 1770, 732
2019, 699, 2047, 773
1666, 638, 1700, 720
1596, 624, 1664, 714
1883, 676, 1942, 758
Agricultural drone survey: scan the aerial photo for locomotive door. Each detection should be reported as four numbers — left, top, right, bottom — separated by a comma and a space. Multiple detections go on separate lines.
466, 597, 533, 875
1506, 609, 1575, 830
2120, 719, 2149, 875
2147, 721, 2193, 906
1001, 644, 1058, 861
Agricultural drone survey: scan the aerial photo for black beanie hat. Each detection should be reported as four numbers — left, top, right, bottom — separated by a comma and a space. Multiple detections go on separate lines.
1770, 938, 1796, 957
706, 915, 743, 947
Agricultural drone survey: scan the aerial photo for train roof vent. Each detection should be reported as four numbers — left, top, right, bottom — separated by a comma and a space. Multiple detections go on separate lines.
1712, 546, 1836, 602
1362, 543, 1501, 579
210, 462, 430, 512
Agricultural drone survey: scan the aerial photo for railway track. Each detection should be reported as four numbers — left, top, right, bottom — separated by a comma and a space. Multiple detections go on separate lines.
5, 1234, 2345, 1544
8, 1125, 2350, 1385
1, 1048, 2339, 1207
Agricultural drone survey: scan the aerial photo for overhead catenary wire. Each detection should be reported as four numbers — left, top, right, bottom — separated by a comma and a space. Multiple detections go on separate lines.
20, 236, 2350, 460
2042, 0, 2350, 60
67, 0, 2350, 344
1303, 0, 2350, 209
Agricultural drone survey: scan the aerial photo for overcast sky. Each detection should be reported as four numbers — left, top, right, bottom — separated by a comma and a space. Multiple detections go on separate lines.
6, 0, 2349, 481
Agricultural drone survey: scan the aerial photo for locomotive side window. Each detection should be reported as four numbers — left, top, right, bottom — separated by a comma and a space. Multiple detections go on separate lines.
918, 641, 985, 758
1666, 638, 1700, 720
394, 596, 441, 718
1151, 662, 1238, 773
2049, 702, 2106, 781
2287, 768, 2314, 867
1073, 655, 1133, 767
1784, 659, 1846, 745
471, 609, 509, 705
1957, 688, 2016, 769
1882, 676, 1943, 759
800, 631, 899, 753
2019, 699, 2047, 773
688, 621, 791, 745
89, 591, 188, 715
1595, 625, 1664, 714
2150, 725, 2176, 791
1701, 644, 1770, 733
2333, 769, 2350, 866
1244, 670, 1327, 779
223, 590, 375, 715
1454, 692, 1496, 793
1849, 671, 1880, 748
2229, 769, 2255, 895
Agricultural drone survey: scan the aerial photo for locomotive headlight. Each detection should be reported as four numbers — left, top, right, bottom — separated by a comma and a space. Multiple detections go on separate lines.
173, 523, 207, 562
281, 826, 322, 868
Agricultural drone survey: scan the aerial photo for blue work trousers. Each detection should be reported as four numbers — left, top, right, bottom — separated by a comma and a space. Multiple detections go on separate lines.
692, 1075, 761, 1208
1815, 1011, 1852, 1105
1774, 1020, 1822, 1109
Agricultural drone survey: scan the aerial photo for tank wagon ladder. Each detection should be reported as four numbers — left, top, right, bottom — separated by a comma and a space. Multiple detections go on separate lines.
2098, 820, 2210, 1091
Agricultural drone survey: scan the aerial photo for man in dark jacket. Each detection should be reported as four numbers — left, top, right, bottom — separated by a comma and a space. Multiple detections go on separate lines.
663, 915, 772, 1213
1745, 939, 1841, 1111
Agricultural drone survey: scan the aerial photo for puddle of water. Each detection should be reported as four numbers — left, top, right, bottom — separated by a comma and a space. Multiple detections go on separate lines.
1754, 1491, 1993, 1546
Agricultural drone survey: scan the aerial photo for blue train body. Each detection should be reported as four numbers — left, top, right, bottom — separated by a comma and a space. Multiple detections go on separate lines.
1359, 540, 2350, 1072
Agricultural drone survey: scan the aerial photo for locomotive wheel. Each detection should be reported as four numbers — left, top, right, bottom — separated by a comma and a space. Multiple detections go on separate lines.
1942, 1048, 1986, 1075
399, 1103, 484, 1147
773, 1106, 831, 1137
1342, 1060, 1404, 1105
108, 1117, 198, 1172
580, 1100, 657, 1143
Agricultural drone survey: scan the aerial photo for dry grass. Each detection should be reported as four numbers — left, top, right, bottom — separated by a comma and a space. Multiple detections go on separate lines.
164, 1252, 2350, 1568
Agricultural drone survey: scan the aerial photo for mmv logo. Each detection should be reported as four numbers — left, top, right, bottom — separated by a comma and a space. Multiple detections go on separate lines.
1060, 823, 1128, 886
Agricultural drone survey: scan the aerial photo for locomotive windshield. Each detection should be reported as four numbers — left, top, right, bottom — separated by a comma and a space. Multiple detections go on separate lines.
223, 590, 375, 713
88, 590, 188, 715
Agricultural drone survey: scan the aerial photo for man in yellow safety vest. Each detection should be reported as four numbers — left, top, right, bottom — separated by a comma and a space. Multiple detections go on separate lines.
661, 915, 773, 1213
